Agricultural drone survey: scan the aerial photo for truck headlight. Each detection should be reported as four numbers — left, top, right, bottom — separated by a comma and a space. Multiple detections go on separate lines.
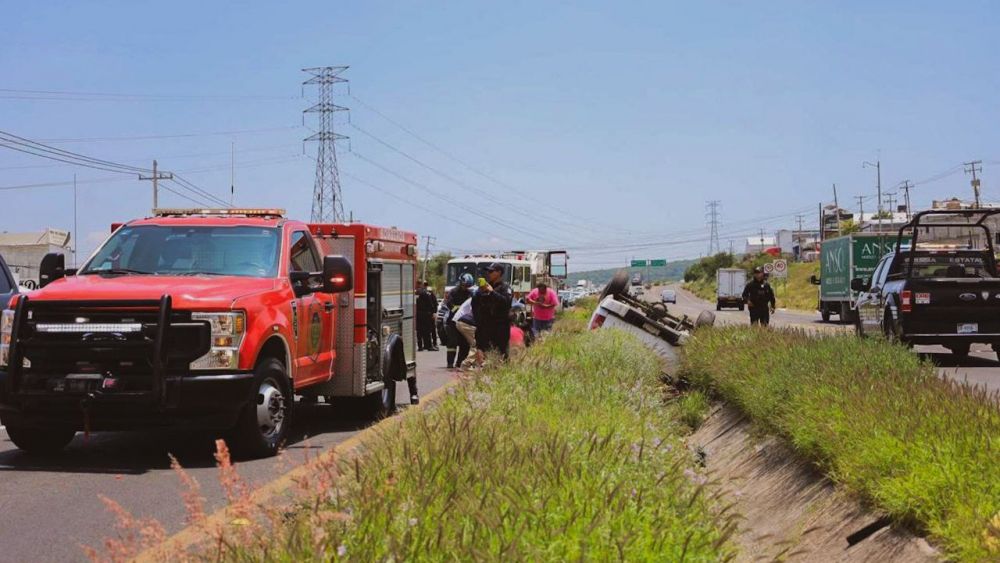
190, 312, 246, 370
0, 309, 13, 368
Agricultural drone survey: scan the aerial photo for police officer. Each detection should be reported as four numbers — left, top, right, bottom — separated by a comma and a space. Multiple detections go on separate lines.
415, 281, 439, 351
742, 267, 776, 326
472, 263, 513, 358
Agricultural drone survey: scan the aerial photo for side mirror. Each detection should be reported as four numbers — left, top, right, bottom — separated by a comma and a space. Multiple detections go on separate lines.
809, 275, 820, 286
850, 278, 868, 292
39, 253, 66, 288
322, 255, 353, 294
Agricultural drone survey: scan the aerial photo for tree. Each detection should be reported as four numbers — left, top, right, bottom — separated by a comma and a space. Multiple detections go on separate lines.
424, 252, 453, 295
839, 219, 862, 234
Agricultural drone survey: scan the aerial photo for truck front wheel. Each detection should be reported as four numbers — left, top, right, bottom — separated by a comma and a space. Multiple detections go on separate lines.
5, 424, 76, 454
229, 357, 291, 459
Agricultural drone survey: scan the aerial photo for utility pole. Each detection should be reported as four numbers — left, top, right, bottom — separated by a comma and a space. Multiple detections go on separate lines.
883, 192, 897, 216
729, 239, 734, 256
795, 214, 805, 259
139, 160, 173, 211
964, 160, 983, 208
420, 235, 436, 281
705, 200, 721, 255
303, 66, 350, 222
833, 183, 842, 236
898, 180, 913, 220
863, 159, 881, 232
759, 227, 766, 254
73, 173, 78, 267
854, 195, 866, 228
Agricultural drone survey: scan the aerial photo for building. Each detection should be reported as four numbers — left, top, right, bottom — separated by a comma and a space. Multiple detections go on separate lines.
744, 235, 777, 255
776, 229, 821, 257
0, 229, 72, 289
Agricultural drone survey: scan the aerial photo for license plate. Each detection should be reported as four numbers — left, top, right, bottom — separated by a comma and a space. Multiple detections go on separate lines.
957, 323, 978, 334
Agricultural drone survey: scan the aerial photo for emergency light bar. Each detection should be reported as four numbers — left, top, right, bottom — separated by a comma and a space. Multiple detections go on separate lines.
153, 208, 285, 218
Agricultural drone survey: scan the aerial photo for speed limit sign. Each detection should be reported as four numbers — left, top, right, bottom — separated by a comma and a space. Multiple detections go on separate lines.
762, 262, 775, 275
771, 260, 788, 278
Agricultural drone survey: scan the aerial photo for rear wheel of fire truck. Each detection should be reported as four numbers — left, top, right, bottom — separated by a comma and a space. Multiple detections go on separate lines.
601, 270, 629, 300
4, 423, 76, 454
366, 335, 405, 418
229, 357, 291, 459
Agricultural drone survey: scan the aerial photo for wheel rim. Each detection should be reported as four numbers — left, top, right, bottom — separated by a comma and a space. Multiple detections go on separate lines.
256, 378, 286, 438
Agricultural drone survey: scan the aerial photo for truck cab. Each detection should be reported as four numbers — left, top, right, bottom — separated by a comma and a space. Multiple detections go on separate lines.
0, 208, 418, 458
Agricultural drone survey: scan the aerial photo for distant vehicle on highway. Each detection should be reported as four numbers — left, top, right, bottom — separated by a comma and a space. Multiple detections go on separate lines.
813, 233, 905, 323
660, 288, 677, 304
716, 268, 746, 310
0, 253, 18, 308
852, 210, 1000, 358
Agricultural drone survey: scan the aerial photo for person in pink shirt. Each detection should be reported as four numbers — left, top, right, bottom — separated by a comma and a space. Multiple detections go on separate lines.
525, 282, 559, 336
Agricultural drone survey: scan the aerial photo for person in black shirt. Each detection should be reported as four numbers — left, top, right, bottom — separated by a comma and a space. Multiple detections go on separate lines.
472, 263, 513, 359
742, 267, 776, 326
415, 281, 439, 351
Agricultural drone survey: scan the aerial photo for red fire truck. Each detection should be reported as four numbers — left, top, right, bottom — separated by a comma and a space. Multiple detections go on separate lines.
0, 208, 418, 458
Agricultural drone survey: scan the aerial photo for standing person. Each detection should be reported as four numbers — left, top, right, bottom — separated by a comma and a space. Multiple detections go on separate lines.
443, 273, 475, 369
415, 281, 439, 351
742, 267, 776, 326
472, 263, 513, 359
452, 288, 479, 369
525, 281, 559, 337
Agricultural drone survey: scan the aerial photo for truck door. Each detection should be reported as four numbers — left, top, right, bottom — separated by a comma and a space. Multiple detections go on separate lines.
288, 230, 335, 388
857, 255, 890, 334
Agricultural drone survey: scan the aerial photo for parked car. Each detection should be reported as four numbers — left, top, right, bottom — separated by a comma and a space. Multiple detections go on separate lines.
660, 288, 677, 304
0, 253, 18, 308
853, 209, 1000, 358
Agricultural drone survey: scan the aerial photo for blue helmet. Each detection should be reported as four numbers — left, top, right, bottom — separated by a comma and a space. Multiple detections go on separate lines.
459, 273, 475, 287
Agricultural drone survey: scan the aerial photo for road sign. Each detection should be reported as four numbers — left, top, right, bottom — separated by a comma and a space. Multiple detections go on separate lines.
771, 259, 788, 278
649, 259, 667, 267
630, 260, 648, 267
762, 262, 775, 275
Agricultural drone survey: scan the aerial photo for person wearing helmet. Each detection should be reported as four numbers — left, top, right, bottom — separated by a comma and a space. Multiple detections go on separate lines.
742, 266, 776, 326
443, 273, 476, 368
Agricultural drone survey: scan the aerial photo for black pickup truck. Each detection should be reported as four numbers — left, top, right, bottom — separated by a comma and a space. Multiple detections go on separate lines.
0, 253, 17, 308
852, 209, 1000, 357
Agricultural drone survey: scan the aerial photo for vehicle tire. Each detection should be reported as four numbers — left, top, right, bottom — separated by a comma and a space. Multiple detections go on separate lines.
839, 303, 854, 325
601, 270, 630, 300
948, 343, 971, 358
695, 310, 716, 328
738, 304, 745, 311
228, 357, 291, 459
854, 312, 866, 338
366, 335, 405, 418
650, 303, 668, 320
820, 305, 831, 323
716, 301, 722, 311
4, 424, 76, 454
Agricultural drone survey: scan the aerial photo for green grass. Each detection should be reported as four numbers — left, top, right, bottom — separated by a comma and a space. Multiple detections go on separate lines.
190, 315, 735, 561
681, 327, 1000, 561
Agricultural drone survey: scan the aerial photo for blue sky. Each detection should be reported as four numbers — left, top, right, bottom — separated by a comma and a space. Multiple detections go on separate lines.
3, 1, 998, 269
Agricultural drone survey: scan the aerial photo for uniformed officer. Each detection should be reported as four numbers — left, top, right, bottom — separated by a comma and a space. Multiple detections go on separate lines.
471, 263, 513, 358
415, 281, 439, 351
742, 267, 776, 326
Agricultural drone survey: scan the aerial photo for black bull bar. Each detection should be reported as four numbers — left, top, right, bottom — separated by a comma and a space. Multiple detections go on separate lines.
4, 295, 210, 409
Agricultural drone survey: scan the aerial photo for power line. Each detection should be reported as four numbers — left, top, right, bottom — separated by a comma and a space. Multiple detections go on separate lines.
0, 87, 297, 102
38, 125, 300, 144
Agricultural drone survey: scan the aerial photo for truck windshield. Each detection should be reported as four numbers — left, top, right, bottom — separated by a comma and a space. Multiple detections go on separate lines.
81, 225, 281, 277
446, 262, 512, 285
894, 253, 996, 279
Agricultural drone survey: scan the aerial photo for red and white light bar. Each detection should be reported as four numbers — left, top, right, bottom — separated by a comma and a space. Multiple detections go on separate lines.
153, 208, 285, 218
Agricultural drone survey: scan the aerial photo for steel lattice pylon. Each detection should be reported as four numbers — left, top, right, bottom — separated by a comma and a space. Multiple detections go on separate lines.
303, 66, 349, 222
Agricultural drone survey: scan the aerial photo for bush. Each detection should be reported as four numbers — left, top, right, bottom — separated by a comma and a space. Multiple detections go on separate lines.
681, 327, 1000, 561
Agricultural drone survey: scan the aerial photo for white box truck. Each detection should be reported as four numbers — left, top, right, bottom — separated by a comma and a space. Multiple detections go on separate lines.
716, 268, 746, 310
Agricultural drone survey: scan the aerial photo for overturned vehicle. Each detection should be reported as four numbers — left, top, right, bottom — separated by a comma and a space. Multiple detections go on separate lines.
588, 271, 715, 358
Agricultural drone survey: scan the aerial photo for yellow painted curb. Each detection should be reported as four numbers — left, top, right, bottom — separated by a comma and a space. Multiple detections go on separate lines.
135, 380, 459, 562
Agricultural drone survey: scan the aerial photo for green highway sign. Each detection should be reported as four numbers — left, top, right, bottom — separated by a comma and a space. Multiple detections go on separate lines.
649, 259, 667, 267
630, 260, 648, 267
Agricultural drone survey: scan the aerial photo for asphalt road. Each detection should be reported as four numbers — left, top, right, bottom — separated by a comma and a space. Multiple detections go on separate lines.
0, 349, 456, 562
657, 284, 1000, 394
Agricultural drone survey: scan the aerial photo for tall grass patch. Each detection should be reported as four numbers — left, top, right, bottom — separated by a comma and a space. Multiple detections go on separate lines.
682, 327, 1000, 561
197, 327, 734, 561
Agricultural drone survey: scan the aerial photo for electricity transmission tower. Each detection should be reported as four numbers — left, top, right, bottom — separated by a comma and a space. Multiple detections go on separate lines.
303, 66, 349, 222
706, 200, 721, 255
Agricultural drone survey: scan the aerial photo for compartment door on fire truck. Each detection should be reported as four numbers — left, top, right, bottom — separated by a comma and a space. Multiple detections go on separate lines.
289, 230, 335, 387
